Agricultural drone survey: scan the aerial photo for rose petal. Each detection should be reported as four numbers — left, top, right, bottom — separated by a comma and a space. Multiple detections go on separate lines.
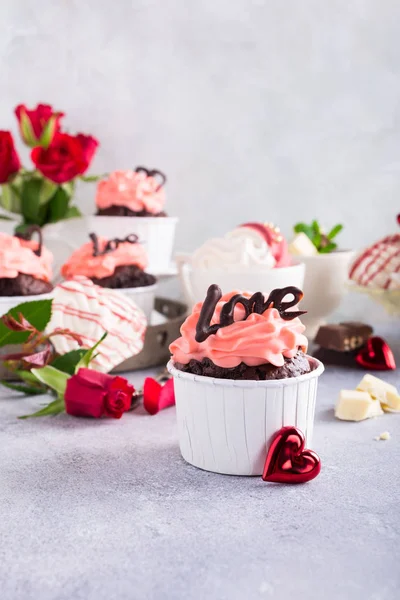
143, 377, 175, 415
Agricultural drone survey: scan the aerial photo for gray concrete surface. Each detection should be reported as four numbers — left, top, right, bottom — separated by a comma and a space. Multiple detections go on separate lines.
0, 323, 399, 600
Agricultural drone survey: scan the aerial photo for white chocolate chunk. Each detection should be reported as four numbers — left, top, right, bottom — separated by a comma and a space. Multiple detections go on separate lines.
288, 232, 318, 257
356, 374, 398, 405
335, 389, 381, 421
382, 390, 400, 412
374, 431, 391, 441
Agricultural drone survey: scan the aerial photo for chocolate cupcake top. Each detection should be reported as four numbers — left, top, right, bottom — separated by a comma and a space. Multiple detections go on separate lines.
0, 230, 53, 282
170, 285, 308, 369
61, 233, 148, 280
96, 167, 166, 215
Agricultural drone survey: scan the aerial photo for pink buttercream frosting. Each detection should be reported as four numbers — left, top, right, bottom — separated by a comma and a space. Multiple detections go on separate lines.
61, 237, 148, 280
170, 290, 308, 368
0, 233, 53, 281
96, 170, 166, 214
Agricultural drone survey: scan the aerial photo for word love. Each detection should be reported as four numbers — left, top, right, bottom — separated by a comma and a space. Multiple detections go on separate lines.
90, 232, 139, 257
195, 285, 306, 343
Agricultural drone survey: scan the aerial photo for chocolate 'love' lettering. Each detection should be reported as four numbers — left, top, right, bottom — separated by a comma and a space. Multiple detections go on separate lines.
89, 232, 139, 257
195, 284, 306, 343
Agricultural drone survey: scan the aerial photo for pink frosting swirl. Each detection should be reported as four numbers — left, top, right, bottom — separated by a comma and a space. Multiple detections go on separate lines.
61, 237, 148, 280
0, 233, 53, 281
96, 170, 166, 214
170, 291, 308, 368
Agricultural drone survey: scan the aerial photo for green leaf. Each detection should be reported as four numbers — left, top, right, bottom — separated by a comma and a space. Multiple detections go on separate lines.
21, 177, 47, 225
75, 332, 107, 372
80, 174, 102, 182
64, 205, 82, 220
61, 181, 75, 196
47, 187, 71, 223
319, 242, 337, 254
0, 213, 14, 221
39, 178, 58, 205
52, 349, 87, 375
327, 224, 343, 240
15, 369, 44, 384
0, 183, 22, 214
0, 299, 53, 348
31, 365, 69, 397
293, 223, 314, 240
19, 109, 37, 147
19, 397, 65, 419
0, 380, 44, 395
38, 116, 57, 149
311, 220, 321, 235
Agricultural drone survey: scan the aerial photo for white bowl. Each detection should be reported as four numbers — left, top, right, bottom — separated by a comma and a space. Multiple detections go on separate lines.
118, 283, 157, 322
0, 291, 54, 317
87, 216, 178, 276
168, 356, 324, 476
176, 254, 305, 309
297, 251, 354, 339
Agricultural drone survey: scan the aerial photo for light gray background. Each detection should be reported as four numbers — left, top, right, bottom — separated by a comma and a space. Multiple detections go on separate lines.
1, 0, 399, 254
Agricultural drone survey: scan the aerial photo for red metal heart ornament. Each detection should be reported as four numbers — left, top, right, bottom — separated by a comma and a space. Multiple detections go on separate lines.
262, 426, 321, 484
355, 337, 396, 371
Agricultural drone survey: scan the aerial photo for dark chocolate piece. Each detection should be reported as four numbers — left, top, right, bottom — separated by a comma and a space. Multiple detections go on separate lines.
195, 284, 306, 343
175, 350, 311, 381
312, 347, 361, 368
135, 166, 167, 191
315, 322, 373, 352
90, 233, 139, 257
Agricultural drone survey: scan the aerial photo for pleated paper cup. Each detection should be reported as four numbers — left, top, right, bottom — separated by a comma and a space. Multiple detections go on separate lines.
119, 283, 157, 322
0, 291, 54, 317
167, 356, 324, 476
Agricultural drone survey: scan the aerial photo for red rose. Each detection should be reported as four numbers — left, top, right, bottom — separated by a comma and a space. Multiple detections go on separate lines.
64, 368, 134, 419
15, 103, 64, 147
31, 132, 99, 184
0, 131, 21, 183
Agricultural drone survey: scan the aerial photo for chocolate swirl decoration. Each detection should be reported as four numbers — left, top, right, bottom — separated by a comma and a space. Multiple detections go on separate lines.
89, 232, 139, 257
135, 166, 167, 192
195, 285, 307, 343
15, 225, 43, 257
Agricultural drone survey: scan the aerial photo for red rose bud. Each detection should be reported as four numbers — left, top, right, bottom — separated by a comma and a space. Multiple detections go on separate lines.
31, 132, 99, 184
15, 103, 64, 147
0, 131, 21, 183
64, 368, 134, 419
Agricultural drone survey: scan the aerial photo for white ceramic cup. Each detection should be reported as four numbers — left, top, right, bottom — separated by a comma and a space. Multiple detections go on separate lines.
87, 216, 178, 276
168, 356, 324, 476
0, 292, 54, 317
176, 254, 305, 308
297, 251, 354, 339
118, 283, 157, 323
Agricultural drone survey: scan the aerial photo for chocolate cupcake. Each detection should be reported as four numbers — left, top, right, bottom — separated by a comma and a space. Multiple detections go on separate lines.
95, 167, 167, 217
170, 285, 310, 380
167, 284, 324, 476
0, 227, 53, 303
61, 233, 157, 321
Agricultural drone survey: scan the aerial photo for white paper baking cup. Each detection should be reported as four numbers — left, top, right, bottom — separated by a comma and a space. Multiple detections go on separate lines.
0, 291, 54, 317
167, 356, 324, 476
119, 283, 157, 322
86, 216, 178, 275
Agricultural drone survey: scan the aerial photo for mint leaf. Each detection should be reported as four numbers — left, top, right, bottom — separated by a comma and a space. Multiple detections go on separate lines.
31, 365, 69, 397
319, 242, 337, 253
0, 381, 44, 395
293, 223, 314, 240
75, 332, 107, 371
0, 299, 52, 348
327, 224, 343, 240
52, 349, 87, 375
19, 397, 65, 419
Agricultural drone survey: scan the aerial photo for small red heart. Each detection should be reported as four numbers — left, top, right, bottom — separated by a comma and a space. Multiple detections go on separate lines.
262, 426, 321, 484
397, 213, 400, 226
355, 336, 396, 371
143, 378, 175, 415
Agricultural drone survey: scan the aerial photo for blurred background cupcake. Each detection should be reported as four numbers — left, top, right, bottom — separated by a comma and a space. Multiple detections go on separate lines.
176, 222, 304, 307
61, 232, 157, 322
88, 167, 178, 275
0, 227, 53, 315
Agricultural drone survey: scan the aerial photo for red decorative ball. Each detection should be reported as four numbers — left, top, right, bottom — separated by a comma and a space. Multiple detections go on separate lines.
262, 426, 321, 484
